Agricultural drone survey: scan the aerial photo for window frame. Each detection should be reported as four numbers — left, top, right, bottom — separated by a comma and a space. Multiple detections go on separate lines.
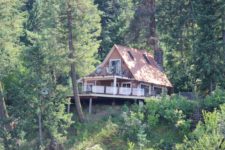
109, 59, 122, 74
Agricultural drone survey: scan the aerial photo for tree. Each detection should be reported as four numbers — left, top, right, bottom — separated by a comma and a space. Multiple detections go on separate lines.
94, 0, 135, 60
176, 104, 225, 149
156, 0, 225, 93
156, 0, 195, 92
66, 0, 85, 122
0, 0, 24, 119
56, 0, 101, 122
190, 0, 225, 94
0, 0, 24, 149
20, 0, 73, 147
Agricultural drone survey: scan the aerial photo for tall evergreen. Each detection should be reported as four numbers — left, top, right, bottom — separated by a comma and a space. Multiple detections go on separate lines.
157, 0, 195, 92
21, 0, 73, 147
0, 0, 25, 149
157, 0, 225, 93
191, 0, 225, 93
94, 0, 135, 60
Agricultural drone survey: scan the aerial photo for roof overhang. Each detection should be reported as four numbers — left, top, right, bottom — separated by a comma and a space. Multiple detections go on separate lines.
78, 75, 135, 82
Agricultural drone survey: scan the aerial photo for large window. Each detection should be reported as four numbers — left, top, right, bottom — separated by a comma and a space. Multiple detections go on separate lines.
154, 87, 162, 95
109, 59, 121, 74
140, 84, 150, 96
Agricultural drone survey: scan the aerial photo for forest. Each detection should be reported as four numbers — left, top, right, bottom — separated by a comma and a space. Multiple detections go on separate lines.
0, 0, 225, 149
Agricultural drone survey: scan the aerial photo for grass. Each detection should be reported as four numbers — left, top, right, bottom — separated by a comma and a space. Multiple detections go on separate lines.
64, 105, 128, 150
147, 123, 184, 149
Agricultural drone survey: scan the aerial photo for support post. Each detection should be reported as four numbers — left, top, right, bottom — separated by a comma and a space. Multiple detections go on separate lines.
83, 79, 87, 92
113, 76, 117, 95
67, 99, 71, 113
112, 99, 116, 106
89, 98, 92, 115
139, 100, 144, 108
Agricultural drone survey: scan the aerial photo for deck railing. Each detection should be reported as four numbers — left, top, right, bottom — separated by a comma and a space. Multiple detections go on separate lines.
81, 85, 145, 97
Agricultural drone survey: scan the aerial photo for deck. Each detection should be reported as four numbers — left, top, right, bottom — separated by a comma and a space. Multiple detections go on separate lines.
78, 85, 155, 100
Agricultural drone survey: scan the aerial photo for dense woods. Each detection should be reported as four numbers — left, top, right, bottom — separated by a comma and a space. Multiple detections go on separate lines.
0, 0, 225, 149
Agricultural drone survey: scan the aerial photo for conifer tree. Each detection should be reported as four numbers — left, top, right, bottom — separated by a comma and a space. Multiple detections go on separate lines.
21, 0, 73, 147
0, 0, 24, 149
94, 0, 135, 60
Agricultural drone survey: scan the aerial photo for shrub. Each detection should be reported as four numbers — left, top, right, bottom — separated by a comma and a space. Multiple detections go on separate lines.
202, 88, 225, 111
145, 96, 196, 126
175, 104, 225, 150
120, 109, 145, 141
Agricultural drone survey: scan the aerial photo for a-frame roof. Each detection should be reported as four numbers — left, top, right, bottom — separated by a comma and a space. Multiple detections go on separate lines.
98, 44, 172, 87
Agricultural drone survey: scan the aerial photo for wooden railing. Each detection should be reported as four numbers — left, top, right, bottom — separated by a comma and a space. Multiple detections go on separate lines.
81, 85, 145, 96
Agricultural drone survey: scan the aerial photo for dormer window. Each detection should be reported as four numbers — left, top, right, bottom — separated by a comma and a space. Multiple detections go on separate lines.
127, 51, 134, 60
143, 54, 151, 65
109, 59, 121, 74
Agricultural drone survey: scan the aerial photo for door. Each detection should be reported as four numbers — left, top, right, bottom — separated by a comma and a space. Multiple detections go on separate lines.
141, 84, 150, 96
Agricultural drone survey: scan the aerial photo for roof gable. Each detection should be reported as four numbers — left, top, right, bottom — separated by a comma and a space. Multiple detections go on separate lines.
114, 45, 172, 87
97, 44, 172, 87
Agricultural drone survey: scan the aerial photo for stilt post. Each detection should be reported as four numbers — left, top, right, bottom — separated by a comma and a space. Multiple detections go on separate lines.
89, 98, 92, 115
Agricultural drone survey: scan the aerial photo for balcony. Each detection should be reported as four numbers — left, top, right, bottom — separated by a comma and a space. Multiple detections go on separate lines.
89, 66, 133, 78
80, 85, 145, 97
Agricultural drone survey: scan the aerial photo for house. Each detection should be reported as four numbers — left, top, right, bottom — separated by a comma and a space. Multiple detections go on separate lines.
78, 44, 172, 103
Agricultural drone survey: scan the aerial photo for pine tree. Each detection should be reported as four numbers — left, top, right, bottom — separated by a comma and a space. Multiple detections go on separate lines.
157, 0, 195, 92
20, 0, 73, 147
190, 0, 225, 94
156, 0, 225, 93
56, 0, 101, 122
66, 0, 85, 122
0, 0, 25, 149
94, 0, 135, 60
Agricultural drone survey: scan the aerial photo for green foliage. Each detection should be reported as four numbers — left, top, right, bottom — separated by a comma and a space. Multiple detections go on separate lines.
176, 104, 225, 150
157, 0, 225, 93
1, 0, 225, 149
202, 88, 225, 111
120, 106, 149, 150
94, 0, 135, 60
0, 0, 25, 78
70, 119, 119, 150
146, 96, 197, 121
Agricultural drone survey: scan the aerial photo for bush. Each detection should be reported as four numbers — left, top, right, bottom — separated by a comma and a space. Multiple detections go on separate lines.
202, 88, 225, 111
145, 95, 196, 133
176, 104, 225, 150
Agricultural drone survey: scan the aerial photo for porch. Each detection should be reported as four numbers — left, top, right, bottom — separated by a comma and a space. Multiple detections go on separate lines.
78, 75, 157, 99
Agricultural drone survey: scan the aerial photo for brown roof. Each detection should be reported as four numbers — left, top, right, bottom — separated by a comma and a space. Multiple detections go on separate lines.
114, 45, 172, 87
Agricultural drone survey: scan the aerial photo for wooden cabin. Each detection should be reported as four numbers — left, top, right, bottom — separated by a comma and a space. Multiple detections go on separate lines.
78, 45, 172, 103
77, 44, 172, 103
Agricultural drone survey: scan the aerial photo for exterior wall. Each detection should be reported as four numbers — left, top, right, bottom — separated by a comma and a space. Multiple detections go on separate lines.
102, 49, 133, 78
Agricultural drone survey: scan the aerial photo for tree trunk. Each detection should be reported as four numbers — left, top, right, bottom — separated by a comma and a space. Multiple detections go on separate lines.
0, 81, 8, 119
147, 0, 163, 68
66, 1, 85, 122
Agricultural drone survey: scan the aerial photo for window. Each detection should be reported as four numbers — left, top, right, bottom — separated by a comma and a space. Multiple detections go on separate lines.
122, 82, 131, 88
111, 83, 120, 87
86, 83, 94, 92
140, 84, 150, 96
127, 51, 134, 60
109, 59, 121, 74
154, 87, 162, 95
143, 54, 151, 65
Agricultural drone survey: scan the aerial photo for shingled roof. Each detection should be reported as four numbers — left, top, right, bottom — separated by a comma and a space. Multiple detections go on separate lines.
112, 45, 172, 87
